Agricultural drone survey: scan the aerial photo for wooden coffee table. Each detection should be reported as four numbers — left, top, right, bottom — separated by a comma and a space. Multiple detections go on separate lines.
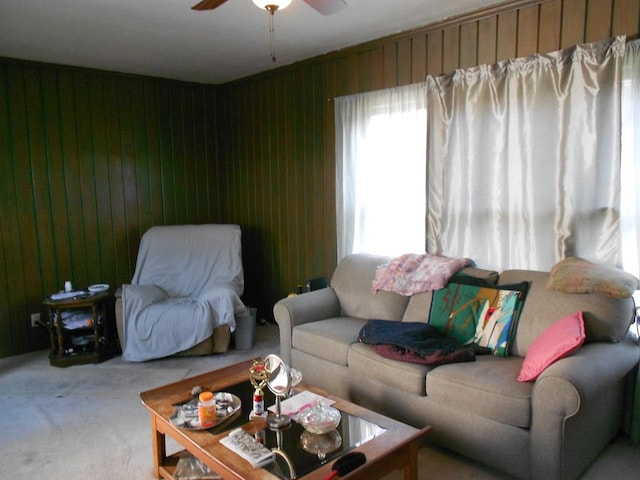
139, 359, 430, 479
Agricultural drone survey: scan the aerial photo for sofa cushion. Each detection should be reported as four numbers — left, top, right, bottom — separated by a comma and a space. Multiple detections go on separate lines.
458, 267, 501, 285
331, 254, 409, 320
500, 270, 634, 356
348, 342, 434, 395
426, 355, 533, 428
292, 317, 367, 366
402, 292, 433, 323
517, 311, 586, 382
402, 267, 499, 323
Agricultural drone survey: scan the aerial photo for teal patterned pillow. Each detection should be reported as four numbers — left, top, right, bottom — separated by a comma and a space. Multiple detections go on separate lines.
429, 275, 528, 357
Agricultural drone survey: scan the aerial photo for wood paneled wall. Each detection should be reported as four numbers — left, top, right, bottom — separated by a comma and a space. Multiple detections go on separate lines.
220, 0, 639, 312
218, 65, 332, 314
1, 0, 638, 356
0, 63, 222, 356
323, 0, 638, 96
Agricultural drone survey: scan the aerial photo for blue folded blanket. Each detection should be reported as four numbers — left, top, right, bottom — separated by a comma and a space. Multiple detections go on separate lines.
358, 319, 489, 366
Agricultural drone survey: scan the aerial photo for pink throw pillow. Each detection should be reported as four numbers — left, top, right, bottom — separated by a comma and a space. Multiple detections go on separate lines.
517, 311, 585, 382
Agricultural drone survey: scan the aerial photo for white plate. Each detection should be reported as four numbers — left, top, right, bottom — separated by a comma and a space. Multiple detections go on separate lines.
88, 284, 110, 293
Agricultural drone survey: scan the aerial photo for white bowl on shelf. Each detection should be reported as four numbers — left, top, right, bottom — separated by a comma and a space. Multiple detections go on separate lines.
88, 284, 110, 293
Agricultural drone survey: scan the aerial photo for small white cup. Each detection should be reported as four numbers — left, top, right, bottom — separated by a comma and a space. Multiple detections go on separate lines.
64, 281, 73, 292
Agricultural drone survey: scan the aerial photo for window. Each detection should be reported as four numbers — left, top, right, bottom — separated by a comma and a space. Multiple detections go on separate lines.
335, 83, 427, 260
336, 38, 640, 277
621, 40, 640, 279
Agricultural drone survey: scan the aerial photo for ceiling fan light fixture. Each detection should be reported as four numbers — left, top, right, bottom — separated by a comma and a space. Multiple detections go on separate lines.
252, 0, 292, 11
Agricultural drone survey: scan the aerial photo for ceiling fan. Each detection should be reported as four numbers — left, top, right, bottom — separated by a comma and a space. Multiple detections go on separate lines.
191, 0, 348, 16
192, 0, 347, 63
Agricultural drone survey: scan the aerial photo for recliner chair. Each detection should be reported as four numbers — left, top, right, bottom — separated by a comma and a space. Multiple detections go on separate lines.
115, 224, 249, 361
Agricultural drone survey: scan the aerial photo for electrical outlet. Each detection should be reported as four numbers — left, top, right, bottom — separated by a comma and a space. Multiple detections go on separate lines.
31, 313, 40, 328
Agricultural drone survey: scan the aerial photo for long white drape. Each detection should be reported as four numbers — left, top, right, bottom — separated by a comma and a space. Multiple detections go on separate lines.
426, 36, 625, 271
335, 37, 639, 274
335, 83, 427, 261
621, 40, 640, 278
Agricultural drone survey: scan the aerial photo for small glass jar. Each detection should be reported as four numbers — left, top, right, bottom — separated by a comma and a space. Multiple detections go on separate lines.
298, 401, 341, 434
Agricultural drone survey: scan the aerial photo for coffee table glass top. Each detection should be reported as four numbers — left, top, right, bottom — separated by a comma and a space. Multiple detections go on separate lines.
263, 409, 386, 479
171, 380, 386, 479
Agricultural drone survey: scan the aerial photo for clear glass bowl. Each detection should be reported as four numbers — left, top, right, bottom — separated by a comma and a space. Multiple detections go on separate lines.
300, 429, 342, 460
298, 401, 341, 434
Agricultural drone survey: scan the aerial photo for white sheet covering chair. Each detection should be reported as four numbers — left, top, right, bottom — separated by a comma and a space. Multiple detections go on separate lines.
115, 224, 249, 361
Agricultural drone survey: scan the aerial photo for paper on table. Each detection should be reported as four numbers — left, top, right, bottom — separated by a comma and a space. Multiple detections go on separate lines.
268, 390, 335, 421
56, 310, 99, 330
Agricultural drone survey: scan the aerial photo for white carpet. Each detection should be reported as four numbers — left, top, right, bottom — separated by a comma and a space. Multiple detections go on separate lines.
0, 323, 280, 480
2, 322, 639, 479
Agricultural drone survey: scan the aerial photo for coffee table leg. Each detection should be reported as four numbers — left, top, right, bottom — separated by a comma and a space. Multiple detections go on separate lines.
150, 415, 166, 479
403, 441, 419, 480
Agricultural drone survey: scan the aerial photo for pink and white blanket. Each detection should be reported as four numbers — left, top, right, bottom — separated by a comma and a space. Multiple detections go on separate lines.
372, 253, 471, 296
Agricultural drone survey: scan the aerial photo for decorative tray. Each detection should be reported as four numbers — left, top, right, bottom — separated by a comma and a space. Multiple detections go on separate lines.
170, 392, 241, 430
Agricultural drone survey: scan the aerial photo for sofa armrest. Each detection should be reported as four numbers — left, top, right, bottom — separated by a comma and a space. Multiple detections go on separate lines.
273, 288, 341, 365
530, 334, 639, 479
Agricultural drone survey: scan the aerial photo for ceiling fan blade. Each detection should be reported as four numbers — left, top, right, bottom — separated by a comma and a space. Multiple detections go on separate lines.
192, 0, 230, 11
303, 0, 347, 16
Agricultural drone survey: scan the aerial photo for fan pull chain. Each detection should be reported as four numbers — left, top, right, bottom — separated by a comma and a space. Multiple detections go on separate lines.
268, 9, 276, 62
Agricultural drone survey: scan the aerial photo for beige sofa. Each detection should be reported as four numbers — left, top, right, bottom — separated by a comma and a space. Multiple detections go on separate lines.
274, 253, 639, 480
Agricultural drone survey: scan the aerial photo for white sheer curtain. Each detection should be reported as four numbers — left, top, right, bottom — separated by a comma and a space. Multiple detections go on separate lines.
426, 36, 626, 271
621, 39, 640, 279
335, 83, 427, 261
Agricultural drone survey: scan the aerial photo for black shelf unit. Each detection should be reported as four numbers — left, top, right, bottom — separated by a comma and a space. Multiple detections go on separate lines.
43, 291, 119, 367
